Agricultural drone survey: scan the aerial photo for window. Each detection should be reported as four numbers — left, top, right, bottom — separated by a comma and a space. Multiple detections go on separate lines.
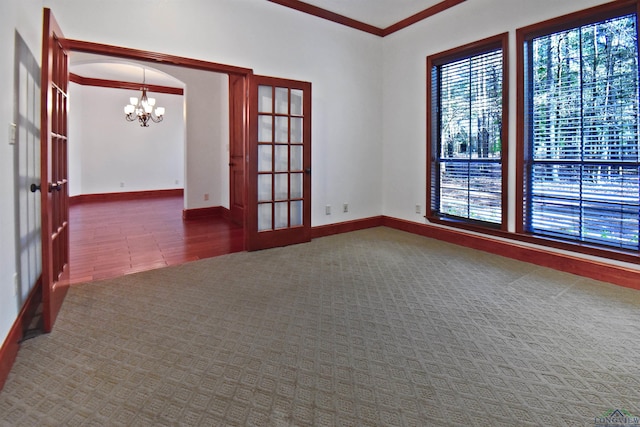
520, 3, 640, 251
427, 34, 508, 229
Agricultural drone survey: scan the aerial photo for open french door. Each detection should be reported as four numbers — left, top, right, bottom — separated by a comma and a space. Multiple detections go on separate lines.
246, 76, 311, 251
40, 8, 70, 332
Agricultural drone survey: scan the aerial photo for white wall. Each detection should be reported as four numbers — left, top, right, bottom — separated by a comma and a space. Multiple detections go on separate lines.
69, 63, 230, 210
68, 83, 185, 196
68, 81, 83, 195
381, 0, 615, 225
148, 65, 230, 210
0, 0, 43, 351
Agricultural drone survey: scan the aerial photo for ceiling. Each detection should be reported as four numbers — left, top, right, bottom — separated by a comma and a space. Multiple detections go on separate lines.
301, 0, 446, 28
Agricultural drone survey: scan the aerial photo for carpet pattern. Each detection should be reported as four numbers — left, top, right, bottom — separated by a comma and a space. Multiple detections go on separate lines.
1, 227, 639, 426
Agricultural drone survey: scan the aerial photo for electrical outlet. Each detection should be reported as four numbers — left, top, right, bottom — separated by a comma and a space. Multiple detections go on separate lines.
204, 193, 210, 201
415, 204, 421, 214
325, 205, 331, 215
120, 182, 125, 188
175, 179, 179, 185
343, 203, 348, 213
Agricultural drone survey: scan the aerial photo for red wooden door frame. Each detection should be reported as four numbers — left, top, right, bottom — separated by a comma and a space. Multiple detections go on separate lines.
66, 39, 254, 234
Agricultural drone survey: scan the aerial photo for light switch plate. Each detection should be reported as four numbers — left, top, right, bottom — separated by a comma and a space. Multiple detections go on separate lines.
9, 123, 16, 145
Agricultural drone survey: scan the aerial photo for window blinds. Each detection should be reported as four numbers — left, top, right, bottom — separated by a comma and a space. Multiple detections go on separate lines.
435, 49, 503, 224
527, 14, 639, 250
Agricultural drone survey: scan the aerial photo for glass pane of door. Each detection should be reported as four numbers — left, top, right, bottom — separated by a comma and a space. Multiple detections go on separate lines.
256, 84, 305, 232
15, 35, 43, 304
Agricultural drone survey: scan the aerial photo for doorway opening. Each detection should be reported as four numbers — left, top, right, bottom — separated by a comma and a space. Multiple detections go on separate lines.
64, 41, 250, 284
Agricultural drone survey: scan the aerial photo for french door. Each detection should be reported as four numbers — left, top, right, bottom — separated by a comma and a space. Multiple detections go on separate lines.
246, 76, 311, 251
40, 8, 70, 332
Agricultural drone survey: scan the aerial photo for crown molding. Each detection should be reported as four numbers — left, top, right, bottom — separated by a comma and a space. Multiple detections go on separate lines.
383, 0, 466, 36
268, 0, 384, 36
267, 0, 466, 37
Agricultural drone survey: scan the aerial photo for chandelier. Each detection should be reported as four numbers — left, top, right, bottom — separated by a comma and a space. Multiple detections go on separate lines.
123, 69, 165, 127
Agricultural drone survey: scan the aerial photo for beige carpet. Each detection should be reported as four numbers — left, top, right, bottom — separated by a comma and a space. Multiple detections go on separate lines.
1, 227, 639, 426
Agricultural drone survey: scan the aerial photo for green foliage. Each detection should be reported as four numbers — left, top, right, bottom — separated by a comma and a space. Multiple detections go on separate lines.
531, 15, 639, 163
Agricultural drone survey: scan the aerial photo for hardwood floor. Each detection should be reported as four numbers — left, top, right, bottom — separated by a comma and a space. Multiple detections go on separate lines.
68, 195, 244, 285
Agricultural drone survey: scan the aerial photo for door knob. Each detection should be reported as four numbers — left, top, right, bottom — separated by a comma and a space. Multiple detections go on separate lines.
304, 168, 311, 175
48, 182, 62, 192
30, 183, 41, 193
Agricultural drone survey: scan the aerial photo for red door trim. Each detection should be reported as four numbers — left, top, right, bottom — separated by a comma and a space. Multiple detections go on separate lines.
66, 39, 252, 76
69, 73, 184, 95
